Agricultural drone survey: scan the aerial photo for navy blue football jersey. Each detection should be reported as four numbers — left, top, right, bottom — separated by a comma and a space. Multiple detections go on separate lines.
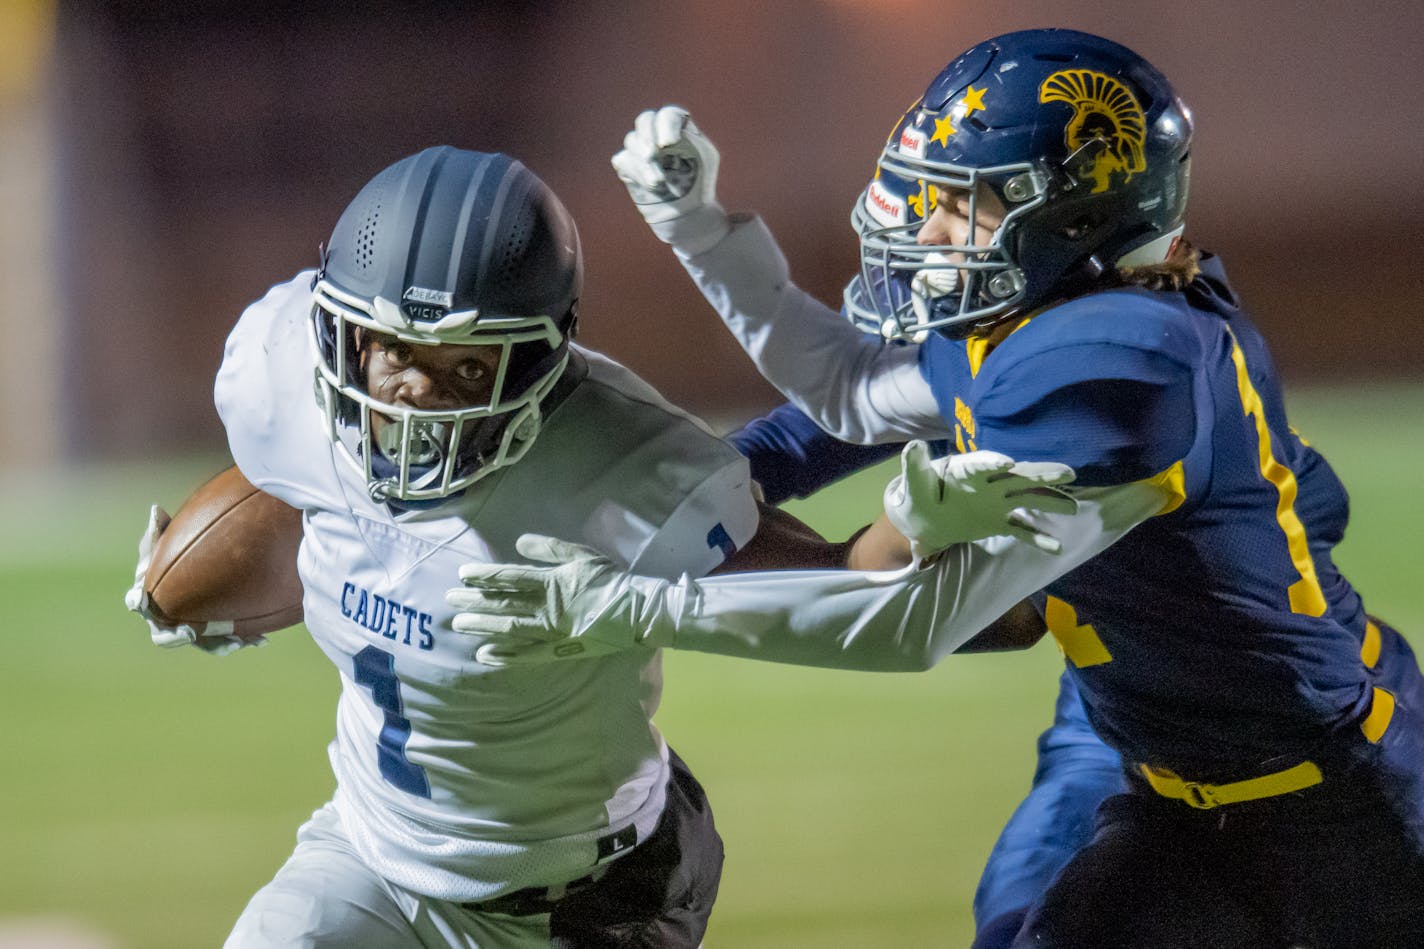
919, 256, 1388, 779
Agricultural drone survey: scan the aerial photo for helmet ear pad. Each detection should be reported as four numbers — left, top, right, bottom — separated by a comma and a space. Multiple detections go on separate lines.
1004, 185, 1138, 307
1000, 132, 1190, 309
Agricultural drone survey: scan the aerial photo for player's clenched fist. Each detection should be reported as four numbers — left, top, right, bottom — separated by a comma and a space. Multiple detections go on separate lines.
612, 105, 730, 254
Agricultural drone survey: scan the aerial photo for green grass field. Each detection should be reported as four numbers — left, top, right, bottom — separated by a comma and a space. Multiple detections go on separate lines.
3, 383, 1420, 948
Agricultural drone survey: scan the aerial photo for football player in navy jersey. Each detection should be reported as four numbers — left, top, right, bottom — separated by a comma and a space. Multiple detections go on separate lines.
725, 404, 1125, 948
452, 29, 1424, 948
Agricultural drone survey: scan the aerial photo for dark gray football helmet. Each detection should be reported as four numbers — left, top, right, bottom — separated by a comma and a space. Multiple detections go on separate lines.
310, 148, 582, 501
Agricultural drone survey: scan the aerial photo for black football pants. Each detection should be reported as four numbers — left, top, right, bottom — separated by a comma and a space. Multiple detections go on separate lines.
548, 748, 723, 948
1009, 778, 1424, 949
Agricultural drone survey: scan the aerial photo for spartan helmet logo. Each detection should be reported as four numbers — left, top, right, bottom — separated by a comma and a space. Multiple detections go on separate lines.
1039, 69, 1148, 193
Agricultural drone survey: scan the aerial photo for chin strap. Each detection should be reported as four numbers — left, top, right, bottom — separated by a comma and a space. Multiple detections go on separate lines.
1116, 226, 1186, 268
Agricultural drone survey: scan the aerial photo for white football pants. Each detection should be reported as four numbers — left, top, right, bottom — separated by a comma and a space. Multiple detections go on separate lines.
225, 803, 551, 949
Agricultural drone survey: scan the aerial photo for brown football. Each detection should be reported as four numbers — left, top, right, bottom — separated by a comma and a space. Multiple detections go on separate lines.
145, 465, 305, 640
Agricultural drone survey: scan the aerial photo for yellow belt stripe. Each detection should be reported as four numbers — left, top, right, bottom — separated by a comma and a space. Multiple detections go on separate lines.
1139, 760, 1323, 810
1141, 686, 1397, 809
1226, 330, 1326, 616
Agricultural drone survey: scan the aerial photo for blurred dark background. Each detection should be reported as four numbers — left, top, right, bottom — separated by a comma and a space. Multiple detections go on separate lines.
6, 0, 1422, 468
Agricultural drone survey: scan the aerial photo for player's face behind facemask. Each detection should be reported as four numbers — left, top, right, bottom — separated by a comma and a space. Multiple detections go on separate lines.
356, 329, 559, 495
906, 180, 1010, 340
310, 289, 568, 505
307, 147, 582, 504
846, 167, 1025, 343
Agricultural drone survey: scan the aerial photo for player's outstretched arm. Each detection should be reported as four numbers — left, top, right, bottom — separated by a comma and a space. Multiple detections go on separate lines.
613, 107, 944, 443
611, 105, 731, 256
447, 447, 1143, 670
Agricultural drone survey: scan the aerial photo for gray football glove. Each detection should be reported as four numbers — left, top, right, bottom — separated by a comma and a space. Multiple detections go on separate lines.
448, 534, 672, 667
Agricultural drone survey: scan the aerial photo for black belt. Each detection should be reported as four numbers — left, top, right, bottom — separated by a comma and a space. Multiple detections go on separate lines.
464, 867, 607, 917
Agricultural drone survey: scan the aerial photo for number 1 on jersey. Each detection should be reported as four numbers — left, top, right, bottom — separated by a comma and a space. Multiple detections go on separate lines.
353, 645, 431, 798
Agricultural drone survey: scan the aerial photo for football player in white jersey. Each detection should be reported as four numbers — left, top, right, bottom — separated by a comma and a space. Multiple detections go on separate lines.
125, 147, 1076, 948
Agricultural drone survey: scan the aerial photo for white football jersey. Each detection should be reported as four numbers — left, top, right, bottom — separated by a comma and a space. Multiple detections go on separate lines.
214, 272, 758, 901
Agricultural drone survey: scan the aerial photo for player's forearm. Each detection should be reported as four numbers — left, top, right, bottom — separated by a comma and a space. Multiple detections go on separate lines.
651, 482, 1165, 671
653, 542, 1022, 672
954, 600, 1049, 653
712, 503, 858, 574
677, 215, 944, 443
652, 563, 949, 671
712, 504, 910, 575
846, 515, 914, 571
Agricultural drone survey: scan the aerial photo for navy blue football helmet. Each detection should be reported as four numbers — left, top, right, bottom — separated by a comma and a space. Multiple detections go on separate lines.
844, 29, 1193, 340
311, 148, 582, 502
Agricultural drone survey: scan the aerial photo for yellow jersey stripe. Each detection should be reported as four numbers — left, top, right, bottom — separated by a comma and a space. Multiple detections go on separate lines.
1226, 330, 1326, 616
964, 316, 1033, 378
1361, 620, 1382, 668
1362, 687, 1396, 744
1146, 460, 1187, 516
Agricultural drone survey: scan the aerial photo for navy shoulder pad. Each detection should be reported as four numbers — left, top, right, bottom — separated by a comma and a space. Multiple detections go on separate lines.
970, 292, 1201, 485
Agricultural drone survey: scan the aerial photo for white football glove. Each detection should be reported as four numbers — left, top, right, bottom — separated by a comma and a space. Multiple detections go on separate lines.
884, 442, 1079, 558
447, 534, 672, 668
611, 105, 731, 254
124, 504, 253, 656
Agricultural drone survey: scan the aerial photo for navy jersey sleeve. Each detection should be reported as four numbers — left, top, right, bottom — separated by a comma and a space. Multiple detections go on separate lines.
726, 403, 903, 504
972, 302, 1199, 487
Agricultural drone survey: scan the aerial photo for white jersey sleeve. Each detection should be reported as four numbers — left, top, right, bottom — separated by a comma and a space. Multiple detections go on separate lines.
646, 480, 1167, 670
674, 214, 946, 444
213, 270, 331, 510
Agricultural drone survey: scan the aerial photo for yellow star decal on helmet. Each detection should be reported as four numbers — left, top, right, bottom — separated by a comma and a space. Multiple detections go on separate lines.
961, 85, 987, 117
930, 114, 956, 146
